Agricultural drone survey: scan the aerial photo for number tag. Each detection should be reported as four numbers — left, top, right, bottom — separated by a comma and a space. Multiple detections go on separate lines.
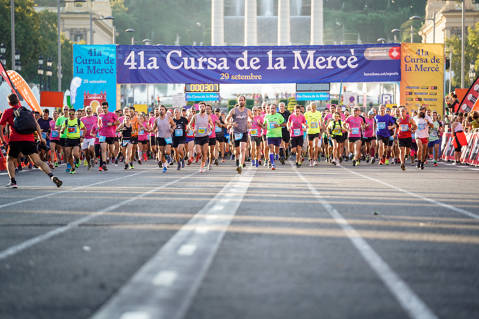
430, 130, 438, 137
333, 127, 341, 135
400, 124, 409, 132
165, 137, 173, 144
197, 127, 207, 135
51, 130, 59, 138
418, 123, 426, 130
293, 128, 301, 137
187, 129, 194, 136
139, 129, 145, 135
249, 129, 258, 137
99, 136, 106, 143
377, 122, 386, 130
351, 127, 360, 135
175, 129, 183, 137
234, 133, 243, 141
68, 126, 78, 133
41, 132, 47, 139
268, 121, 277, 129
310, 121, 318, 129
215, 126, 222, 133
122, 139, 130, 147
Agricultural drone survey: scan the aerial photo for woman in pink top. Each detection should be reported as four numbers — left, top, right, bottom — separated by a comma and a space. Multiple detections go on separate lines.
343, 106, 365, 166
363, 110, 376, 164
49, 110, 61, 167
138, 113, 150, 162
249, 107, 264, 167
288, 105, 306, 167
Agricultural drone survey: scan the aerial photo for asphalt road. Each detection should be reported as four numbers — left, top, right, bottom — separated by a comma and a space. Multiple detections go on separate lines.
0, 159, 478, 319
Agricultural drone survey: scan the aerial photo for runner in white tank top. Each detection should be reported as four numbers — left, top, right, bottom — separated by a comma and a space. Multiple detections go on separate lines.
152, 105, 175, 173
188, 102, 213, 173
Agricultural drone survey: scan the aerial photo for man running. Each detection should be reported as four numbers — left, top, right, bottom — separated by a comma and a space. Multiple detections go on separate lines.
0, 93, 62, 188
61, 108, 85, 174
304, 102, 322, 166
80, 106, 97, 169
278, 102, 291, 163
98, 101, 119, 171
375, 105, 396, 165
152, 105, 175, 173
189, 102, 213, 173
226, 96, 253, 174
261, 104, 285, 170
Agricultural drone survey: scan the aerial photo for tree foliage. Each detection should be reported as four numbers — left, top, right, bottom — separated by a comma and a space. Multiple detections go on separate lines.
0, 0, 72, 90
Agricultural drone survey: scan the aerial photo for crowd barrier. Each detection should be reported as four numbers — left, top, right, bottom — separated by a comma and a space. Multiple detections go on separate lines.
441, 129, 479, 166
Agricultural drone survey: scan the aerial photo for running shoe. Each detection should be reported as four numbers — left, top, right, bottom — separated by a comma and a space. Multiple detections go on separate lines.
130, 163, 134, 169
115, 158, 119, 165
332, 161, 336, 166
272, 164, 276, 170
5, 181, 18, 189
401, 163, 406, 171
83, 159, 88, 167
51, 176, 62, 188
66, 163, 71, 173
280, 157, 285, 165
88, 161, 92, 170
138, 159, 142, 165
215, 159, 219, 166
54, 162, 59, 168
313, 160, 318, 167
370, 157, 376, 164
98, 166, 103, 172
385, 159, 390, 165
255, 160, 259, 168
162, 166, 167, 173
187, 158, 192, 165
236, 165, 242, 174
352, 160, 356, 167
421, 162, 424, 170
177, 162, 181, 170
296, 162, 300, 168
309, 160, 313, 167
70, 169, 77, 175
102, 164, 108, 171
124, 163, 129, 170
251, 160, 255, 167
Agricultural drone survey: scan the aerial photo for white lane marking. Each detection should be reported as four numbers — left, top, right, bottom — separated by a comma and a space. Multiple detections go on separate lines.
0, 173, 196, 261
91, 168, 255, 319
342, 166, 479, 220
177, 244, 197, 256
120, 312, 151, 319
153, 271, 178, 287
0, 171, 146, 210
294, 164, 438, 319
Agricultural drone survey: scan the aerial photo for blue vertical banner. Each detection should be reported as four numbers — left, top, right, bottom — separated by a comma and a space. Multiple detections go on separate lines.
73, 45, 117, 111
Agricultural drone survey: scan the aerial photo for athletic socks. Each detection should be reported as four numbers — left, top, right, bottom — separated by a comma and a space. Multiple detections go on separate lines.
269, 153, 275, 165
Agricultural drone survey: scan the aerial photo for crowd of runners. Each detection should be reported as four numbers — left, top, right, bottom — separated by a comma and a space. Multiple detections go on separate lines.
1, 93, 476, 188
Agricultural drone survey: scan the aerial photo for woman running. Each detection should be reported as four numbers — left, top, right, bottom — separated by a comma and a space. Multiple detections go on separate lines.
344, 106, 365, 166
249, 106, 264, 168
363, 110, 376, 164
288, 105, 306, 167
428, 111, 442, 166
397, 106, 417, 171
117, 115, 134, 170
172, 108, 188, 170
138, 113, 150, 163
413, 107, 433, 170
49, 110, 61, 168
451, 113, 465, 165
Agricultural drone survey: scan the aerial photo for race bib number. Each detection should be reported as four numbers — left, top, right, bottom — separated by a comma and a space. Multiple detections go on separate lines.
122, 139, 130, 147
41, 132, 47, 139
68, 126, 78, 133
430, 130, 438, 137
51, 130, 59, 138
139, 129, 145, 135
310, 121, 318, 129
377, 122, 386, 130
333, 127, 341, 135
165, 137, 173, 144
99, 135, 106, 143
351, 127, 360, 135
249, 129, 258, 137
197, 127, 207, 135
400, 124, 409, 132
418, 123, 426, 131
175, 129, 183, 137
268, 121, 277, 129
187, 129, 194, 136
215, 126, 222, 133
293, 128, 301, 137
234, 133, 243, 141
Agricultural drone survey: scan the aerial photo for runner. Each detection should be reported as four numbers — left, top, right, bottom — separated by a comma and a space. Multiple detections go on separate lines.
375, 105, 396, 165
0, 94, 62, 188
397, 106, 417, 171
172, 108, 188, 170
185, 108, 196, 165
149, 109, 159, 161
206, 104, 220, 167
249, 106, 264, 168
80, 106, 97, 169
304, 102, 322, 167
428, 111, 443, 167
152, 105, 175, 173
288, 105, 306, 167
363, 110, 376, 164
49, 110, 61, 168
137, 113, 150, 163
37, 109, 51, 163
117, 114, 134, 169
278, 102, 291, 163
226, 96, 253, 174
451, 113, 465, 165
327, 112, 345, 165
344, 106, 365, 166
261, 103, 285, 170
55, 105, 70, 169
413, 106, 434, 170
98, 102, 119, 171
61, 108, 85, 174
214, 108, 227, 163
189, 102, 213, 173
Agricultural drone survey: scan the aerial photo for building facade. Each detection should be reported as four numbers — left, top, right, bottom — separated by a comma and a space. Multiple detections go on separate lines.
419, 0, 479, 44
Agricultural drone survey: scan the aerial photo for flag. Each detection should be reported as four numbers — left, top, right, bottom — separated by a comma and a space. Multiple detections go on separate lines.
457, 75, 479, 114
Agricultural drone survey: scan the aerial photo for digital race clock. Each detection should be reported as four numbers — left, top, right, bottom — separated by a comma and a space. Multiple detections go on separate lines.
185, 83, 220, 93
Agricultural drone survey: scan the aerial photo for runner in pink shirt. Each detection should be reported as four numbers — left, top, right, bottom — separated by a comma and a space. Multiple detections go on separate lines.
97, 101, 119, 171
344, 106, 365, 166
363, 110, 376, 164
148, 109, 158, 160
249, 107, 264, 167
288, 105, 307, 167
138, 113, 150, 162
80, 106, 98, 169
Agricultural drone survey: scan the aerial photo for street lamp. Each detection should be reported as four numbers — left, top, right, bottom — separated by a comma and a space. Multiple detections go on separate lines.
469, 63, 476, 83
409, 16, 422, 43
14, 50, 21, 71
377, 38, 386, 44
0, 43, 6, 65
391, 29, 401, 42
125, 28, 136, 45
142, 39, 153, 45
46, 57, 53, 91
37, 56, 44, 91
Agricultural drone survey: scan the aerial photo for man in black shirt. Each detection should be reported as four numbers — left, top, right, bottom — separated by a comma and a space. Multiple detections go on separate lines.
37, 109, 52, 162
278, 102, 291, 163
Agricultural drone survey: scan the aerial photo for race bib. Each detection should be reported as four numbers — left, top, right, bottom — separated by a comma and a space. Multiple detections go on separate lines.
197, 127, 207, 135
333, 127, 341, 135
41, 132, 47, 139
268, 121, 277, 129
293, 128, 301, 137
377, 122, 386, 130
51, 130, 59, 138
351, 127, 360, 135
430, 130, 438, 137
400, 124, 409, 132
310, 121, 318, 129
99, 135, 106, 143
139, 129, 145, 135
215, 126, 222, 133
418, 123, 426, 130
175, 129, 183, 137
249, 129, 258, 137
122, 139, 130, 147
187, 129, 194, 136
234, 133, 243, 141
67, 126, 78, 133
165, 137, 173, 144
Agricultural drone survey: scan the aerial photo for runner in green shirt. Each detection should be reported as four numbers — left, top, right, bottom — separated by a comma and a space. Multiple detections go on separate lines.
60, 108, 85, 174
262, 104, 285, 169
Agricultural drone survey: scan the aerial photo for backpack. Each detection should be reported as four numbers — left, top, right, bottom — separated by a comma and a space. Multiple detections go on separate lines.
13, 107, 37, 134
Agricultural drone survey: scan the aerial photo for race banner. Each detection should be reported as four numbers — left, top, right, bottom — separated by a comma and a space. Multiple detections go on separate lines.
116, 44, 401, 84
457, 74, 479, 114
400, 43, 444, 116
73, 45, 117, 111
7, 70, 41, 113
